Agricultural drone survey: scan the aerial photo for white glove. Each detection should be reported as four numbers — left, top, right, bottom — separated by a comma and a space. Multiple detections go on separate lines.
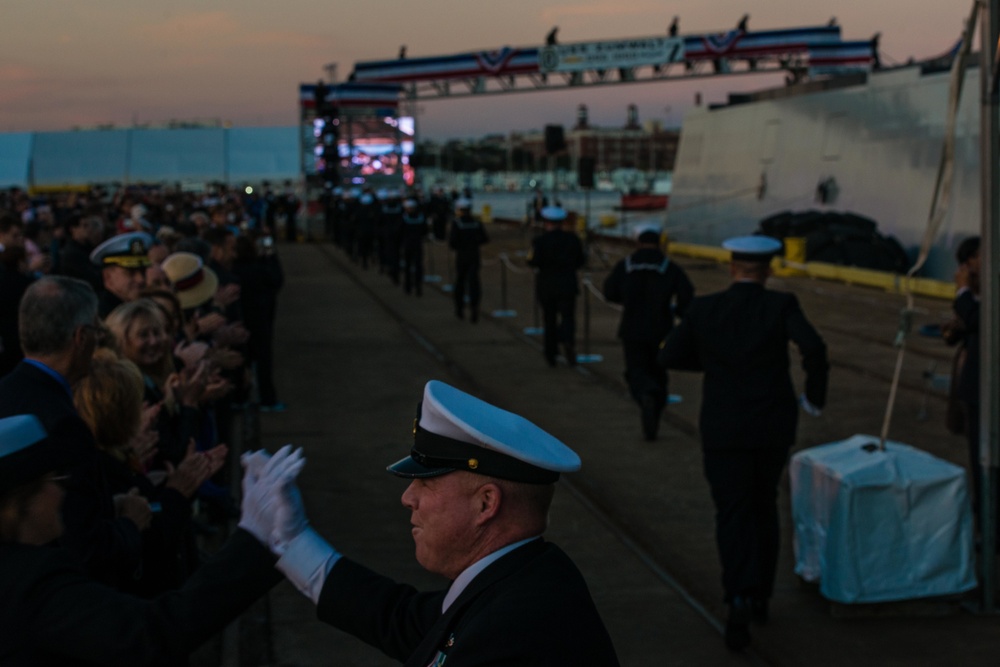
238, 445, 304, 545
799, 393, 822, 417
268, 459, 310, 555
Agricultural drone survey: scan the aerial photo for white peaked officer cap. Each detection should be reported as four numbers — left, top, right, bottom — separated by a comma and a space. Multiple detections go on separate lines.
403, 199, 418, 208
540, 205, 567, 222
454, 198, 472, 210
387, 380, 581, 484
360, 193, 374, 205
722, 235, 783, 262
90, 231, 154, 268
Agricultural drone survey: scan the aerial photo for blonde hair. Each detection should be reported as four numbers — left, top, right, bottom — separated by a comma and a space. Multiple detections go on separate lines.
105, 298, 174, 385
74, 349, 145, 454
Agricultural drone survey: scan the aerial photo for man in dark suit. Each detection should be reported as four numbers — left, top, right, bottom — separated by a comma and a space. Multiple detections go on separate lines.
659, 236, 827, 651
246, 380, 620, 666
57, 213, 105, 292
0, 275, 150, 587
527, 206, 586, 366
604, 226, 694, 440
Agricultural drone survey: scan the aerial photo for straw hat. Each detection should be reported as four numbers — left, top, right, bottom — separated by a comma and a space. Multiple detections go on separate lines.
161, 252, 219, 309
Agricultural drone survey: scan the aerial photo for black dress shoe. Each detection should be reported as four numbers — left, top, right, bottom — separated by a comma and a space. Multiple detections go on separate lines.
750, 598, 769, 625
725, 597, 752, 651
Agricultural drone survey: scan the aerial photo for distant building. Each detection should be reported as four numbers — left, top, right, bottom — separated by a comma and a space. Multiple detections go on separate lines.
511, 104, 680, 174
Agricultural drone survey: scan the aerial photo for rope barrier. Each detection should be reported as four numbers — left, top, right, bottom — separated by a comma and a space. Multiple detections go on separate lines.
878, 4, 975, 451
498, 252, 529, 274
582, 277, 624, 312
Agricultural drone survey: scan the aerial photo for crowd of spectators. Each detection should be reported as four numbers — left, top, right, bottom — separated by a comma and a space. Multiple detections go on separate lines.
0, 181, 287, 596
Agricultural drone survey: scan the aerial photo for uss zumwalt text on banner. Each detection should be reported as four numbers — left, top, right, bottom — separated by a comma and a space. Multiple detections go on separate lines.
539, 37, 685, 73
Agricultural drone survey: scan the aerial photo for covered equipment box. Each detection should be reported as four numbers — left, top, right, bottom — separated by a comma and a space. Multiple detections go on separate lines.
790, 434, 977, 603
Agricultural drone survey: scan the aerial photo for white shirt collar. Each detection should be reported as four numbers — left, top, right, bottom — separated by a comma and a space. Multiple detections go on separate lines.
441, 536, 540, 613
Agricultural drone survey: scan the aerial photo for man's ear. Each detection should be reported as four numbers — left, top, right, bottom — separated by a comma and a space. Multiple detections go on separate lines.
474, 482, 502, 525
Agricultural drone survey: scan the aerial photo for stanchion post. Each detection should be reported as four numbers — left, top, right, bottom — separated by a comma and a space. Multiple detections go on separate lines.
576, 276, 603, 364
492, 253, 517, 318
523, 268, 543, 335
442, 247, 454, 293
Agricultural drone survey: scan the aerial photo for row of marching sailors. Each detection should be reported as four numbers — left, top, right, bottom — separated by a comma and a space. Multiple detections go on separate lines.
322, 188, 488, 306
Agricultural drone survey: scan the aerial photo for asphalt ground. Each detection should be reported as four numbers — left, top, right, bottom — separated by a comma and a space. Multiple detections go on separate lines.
249, 225, 999, 666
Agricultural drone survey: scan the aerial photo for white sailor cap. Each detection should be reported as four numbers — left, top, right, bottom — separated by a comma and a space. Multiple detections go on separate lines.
388, 380, 581, 484
454, 197, 472, 210
360, 193, 375, 205
540, 206, 567, 222
332, 187, 344, 196
0, 415, 67, 493
403, 199, 418, 208
90, 231, 154, 269
634, 224, 662, 242
722, 235, 783, 262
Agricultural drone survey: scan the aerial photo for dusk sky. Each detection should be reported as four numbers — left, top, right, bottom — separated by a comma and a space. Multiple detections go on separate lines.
0, 1, 969, 139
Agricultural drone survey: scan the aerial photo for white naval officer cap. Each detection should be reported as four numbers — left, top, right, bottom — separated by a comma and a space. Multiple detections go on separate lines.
540, 205, 567, 222
454, 197, 472, 210
387, 380, 581, 484
90, 231, 154, 269
722, 235, 783, 262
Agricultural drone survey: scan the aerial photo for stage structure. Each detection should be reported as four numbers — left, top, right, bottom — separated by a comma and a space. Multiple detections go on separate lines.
298, 82, 412, 193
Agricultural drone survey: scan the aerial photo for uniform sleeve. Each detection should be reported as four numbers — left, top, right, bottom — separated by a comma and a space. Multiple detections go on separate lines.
785, 294, 829, 408
316, 557, 444, 663
658, 306, 703, 371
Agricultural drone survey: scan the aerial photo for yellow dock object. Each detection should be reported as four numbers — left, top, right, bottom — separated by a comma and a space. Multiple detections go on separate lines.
774, 237, 807, 277
481, 204, 492, 224
599, 214, 618, 228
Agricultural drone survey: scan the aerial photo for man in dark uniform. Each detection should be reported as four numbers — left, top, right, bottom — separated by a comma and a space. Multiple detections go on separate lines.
247, 380, 621, 666
90, 231, 153, 318
527, 206, 586, 366
659, 236, 827, 651
428, 187, 450, 240
448, 198, 489, 322
604, 226, 694, 440
377, 190, 404, 285
401, 198, 429, 296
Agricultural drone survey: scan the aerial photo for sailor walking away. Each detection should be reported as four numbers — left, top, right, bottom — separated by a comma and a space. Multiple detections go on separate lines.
658, 236, 828, 651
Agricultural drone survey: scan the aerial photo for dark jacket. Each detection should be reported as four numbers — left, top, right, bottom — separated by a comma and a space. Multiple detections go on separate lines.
0, 529, 281, 666
603, 247, 694, 342
58, 239, 102, 292
953, 289, 979, 404
0, 361, 143, 586
528, 229, 585, 300
317, 539, 620, 667
448, 215, 489, 265
0, 265, 32, 377
659, 282, 828, 449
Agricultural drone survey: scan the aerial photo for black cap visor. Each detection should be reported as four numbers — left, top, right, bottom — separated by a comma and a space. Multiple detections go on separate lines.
387, 454, 455, 479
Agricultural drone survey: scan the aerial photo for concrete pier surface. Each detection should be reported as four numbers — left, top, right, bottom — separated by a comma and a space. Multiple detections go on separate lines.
243, 226, 997, 666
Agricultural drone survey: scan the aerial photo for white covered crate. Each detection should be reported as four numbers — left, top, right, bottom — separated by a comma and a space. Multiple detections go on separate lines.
789, 434, 977, 604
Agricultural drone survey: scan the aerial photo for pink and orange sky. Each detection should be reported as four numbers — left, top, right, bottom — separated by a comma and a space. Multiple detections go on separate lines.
0, 1, 969, 139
